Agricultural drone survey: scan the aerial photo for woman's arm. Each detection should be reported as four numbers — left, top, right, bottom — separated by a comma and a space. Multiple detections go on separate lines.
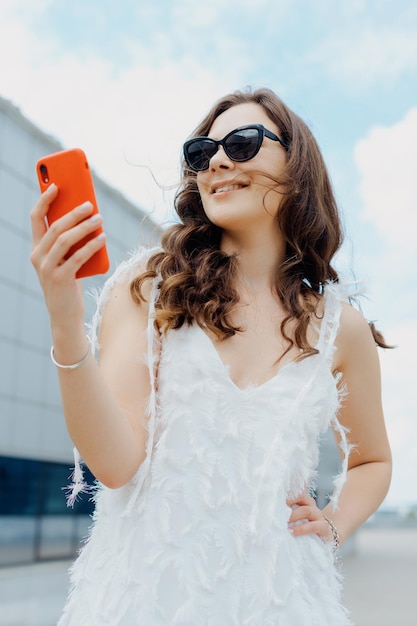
324, 303, 392, 541
288, 303, 392, 545
30, 185, 152, 488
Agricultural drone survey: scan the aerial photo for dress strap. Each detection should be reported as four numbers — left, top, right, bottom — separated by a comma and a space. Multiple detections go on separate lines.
317, 280, 356, 509
315, 281, 344, 364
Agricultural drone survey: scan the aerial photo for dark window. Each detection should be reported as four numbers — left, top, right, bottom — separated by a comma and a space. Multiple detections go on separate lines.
0, 456, 94, 516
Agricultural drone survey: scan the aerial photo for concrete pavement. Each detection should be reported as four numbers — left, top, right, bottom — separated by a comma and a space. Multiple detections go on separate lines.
0, 527, 416, 625
343, 527, 417, 626
0, 559, 68, 626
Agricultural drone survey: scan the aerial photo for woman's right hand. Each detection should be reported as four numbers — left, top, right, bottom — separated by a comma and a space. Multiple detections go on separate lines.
30, 183, 107, 329
30, 185, 152, 487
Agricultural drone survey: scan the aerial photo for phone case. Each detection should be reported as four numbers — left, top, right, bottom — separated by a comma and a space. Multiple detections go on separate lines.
36, 148, 110, 278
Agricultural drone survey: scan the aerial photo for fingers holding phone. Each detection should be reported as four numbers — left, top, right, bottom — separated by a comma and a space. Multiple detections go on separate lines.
30, 149, 110, 326
31, 185, 102, 267
34, 148, 110, 279
33, 198, 105, 276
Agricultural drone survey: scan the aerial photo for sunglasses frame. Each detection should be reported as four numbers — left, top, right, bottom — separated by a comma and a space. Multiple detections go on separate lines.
183, 124, 288, 172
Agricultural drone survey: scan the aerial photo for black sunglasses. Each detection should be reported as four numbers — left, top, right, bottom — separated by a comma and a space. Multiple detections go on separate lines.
183, 124, 288, 172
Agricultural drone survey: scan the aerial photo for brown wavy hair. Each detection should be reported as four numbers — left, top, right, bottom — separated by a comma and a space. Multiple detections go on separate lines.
131, 87, 390, 358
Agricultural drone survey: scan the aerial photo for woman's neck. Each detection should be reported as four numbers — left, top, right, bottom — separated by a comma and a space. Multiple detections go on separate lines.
220, 228, 285, 294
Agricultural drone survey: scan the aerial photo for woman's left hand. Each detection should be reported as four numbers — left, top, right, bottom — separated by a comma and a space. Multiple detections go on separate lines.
287, 492, 333, 543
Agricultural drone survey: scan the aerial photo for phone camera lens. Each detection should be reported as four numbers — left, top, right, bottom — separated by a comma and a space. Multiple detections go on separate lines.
39, 163, 49, 183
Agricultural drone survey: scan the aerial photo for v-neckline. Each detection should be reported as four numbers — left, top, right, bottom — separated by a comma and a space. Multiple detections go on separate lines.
193, 324, 304, 393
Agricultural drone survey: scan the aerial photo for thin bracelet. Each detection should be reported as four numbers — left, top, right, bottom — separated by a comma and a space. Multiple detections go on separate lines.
50, 343, 91, 370
323, 514, 340, 553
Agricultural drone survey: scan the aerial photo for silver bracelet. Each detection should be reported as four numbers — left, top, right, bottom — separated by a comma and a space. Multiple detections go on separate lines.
323, 514, 340, 553
50, 343, 91, 370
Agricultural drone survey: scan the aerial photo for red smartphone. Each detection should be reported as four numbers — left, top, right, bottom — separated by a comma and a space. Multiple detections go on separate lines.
36, 148, 110, 278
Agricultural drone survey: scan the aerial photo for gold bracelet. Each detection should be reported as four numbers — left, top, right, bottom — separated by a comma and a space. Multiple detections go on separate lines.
50, 343, 91, 370
323, 514, 340, 553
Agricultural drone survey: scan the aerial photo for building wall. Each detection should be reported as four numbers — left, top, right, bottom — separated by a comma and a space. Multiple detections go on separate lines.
0, 96, 160, 564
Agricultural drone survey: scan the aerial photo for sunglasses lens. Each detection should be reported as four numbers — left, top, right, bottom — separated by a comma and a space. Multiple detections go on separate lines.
185, 139, 217, 171
184, 127, 264, 171
224, 128, 261, 162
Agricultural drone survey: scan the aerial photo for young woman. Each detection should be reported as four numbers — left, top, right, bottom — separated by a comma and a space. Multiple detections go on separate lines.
31, 88, 392, 625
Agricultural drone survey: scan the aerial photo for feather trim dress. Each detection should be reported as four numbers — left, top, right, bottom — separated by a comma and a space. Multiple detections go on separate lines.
58, 247, 353, 626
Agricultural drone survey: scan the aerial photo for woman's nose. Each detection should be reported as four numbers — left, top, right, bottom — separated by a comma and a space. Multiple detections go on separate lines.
209, 145, 235, 171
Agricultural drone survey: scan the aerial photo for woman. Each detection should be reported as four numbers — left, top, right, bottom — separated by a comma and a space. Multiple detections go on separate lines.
31, 88, 392, 625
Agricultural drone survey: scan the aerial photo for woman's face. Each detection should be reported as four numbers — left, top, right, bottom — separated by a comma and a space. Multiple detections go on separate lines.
196, 102, 287, 233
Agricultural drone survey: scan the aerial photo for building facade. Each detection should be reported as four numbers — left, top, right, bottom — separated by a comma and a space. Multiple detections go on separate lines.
0, 96, 160, 565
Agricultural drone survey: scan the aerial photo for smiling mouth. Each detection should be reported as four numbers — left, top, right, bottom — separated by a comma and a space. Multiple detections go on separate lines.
212, 184, 247, 194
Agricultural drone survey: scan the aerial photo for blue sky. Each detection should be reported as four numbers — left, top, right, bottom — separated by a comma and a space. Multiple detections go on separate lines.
1, 0, 416, 507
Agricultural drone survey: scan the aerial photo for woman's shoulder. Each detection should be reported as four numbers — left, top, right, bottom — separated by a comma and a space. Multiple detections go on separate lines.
87, 245, 161, 350
334, 301, 376, 370
321, 279, 370, 335
339, 300, 369, 331
111, 245, 161, 282
98, 245, 161, 299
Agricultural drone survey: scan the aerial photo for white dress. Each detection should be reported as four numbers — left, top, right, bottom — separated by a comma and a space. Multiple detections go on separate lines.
58, 248, 353, 626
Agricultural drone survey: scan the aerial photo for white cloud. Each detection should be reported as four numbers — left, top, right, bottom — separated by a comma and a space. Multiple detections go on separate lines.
354, 108, 417, 253
353, 103, 417, 319
172, 0, 272, 25
308, 26, 417, 89
352, 108, 417, 322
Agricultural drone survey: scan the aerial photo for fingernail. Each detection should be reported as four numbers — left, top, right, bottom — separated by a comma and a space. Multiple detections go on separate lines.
79, 201, 93, 212
89, 214, 102, 224
45, 183, 57, 193
96, 232, 106, 241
